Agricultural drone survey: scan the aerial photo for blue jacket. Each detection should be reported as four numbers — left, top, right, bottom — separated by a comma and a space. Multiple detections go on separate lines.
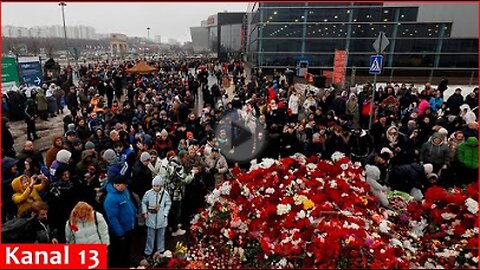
103, 183, 137, 237
49, 161, 69, 183
429, 97, 443, 112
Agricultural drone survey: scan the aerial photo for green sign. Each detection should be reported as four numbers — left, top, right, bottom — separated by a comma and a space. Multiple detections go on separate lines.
2, 57, 20, 92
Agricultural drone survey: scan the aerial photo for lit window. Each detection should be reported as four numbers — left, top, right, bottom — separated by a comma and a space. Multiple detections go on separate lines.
436, 25, 439, 27
398, 23, 401, 25
358, 25, 361, 28
334, 15, 338, 19
333, 25, 336, 28
405, 29, 409, 32
301, 16, 305, 19
400, 14, 405, 18
267, 21, 270, 23
295, 19, 298, 22
325, 27, 328, 30
428, 33, 432, 36
444, 26, 448, 29
428, 29, 431, 31
384, 19, 388, 22
352, 31, 356, 34
274, 11, 277, 15
285, 25, 288, 28
383, 25, 386, 28
324, 19, 328, 22
371, 27, 374, 30
347, 10, 350, 14
353, 19, 357, 22
384, 10, 389, 13
269, 17, 272, 20
339, 29, 343, 32
313, 31, 316, 34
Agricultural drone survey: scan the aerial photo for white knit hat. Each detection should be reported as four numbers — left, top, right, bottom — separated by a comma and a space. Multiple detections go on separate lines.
423, 163, 433, 175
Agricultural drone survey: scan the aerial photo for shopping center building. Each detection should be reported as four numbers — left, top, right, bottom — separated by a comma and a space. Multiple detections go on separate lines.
245, 3, 478, 82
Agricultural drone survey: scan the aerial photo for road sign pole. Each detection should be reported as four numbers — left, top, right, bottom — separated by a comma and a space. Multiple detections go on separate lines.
368, 73, 377, 130
368, 32, 383, 130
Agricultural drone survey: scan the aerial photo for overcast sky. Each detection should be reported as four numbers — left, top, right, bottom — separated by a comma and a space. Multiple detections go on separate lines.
2, 2, 249, 42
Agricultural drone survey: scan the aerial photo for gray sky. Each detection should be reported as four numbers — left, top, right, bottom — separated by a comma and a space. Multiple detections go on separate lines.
2, 2, 248, 42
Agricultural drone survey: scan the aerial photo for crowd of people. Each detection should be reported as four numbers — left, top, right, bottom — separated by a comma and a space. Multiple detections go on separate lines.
1, 56, 478, 268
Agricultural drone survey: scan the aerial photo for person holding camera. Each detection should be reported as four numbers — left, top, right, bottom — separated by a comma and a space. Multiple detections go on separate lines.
11, 173, 48, 218
141, 176, 172, 258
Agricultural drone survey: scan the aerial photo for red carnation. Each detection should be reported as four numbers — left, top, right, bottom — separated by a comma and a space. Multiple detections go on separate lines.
70, 224, 79, 232
424, 186, 448, 202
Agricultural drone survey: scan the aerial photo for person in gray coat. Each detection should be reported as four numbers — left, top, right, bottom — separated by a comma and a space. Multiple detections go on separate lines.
142, 176, 172, 257
419, 132, 451, 173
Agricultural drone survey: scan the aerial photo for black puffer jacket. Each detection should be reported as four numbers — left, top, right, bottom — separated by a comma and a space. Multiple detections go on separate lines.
389, 163, 426, 193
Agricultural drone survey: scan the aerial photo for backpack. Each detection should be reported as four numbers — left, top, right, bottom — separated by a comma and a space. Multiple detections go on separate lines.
2, 216, 36, 243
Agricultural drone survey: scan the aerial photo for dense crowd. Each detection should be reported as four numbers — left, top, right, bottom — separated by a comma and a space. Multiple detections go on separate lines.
1, 57, 478, 268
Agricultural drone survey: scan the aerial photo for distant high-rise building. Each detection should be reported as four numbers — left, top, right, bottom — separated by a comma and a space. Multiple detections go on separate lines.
2, 25, 97, 40
155, 35, 162, 43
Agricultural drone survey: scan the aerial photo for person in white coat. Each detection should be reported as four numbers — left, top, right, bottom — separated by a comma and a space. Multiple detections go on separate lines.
288, 90, 300, 121
147, 150, 163, 176
65, 201, 110, 245
142, 176, 172, 257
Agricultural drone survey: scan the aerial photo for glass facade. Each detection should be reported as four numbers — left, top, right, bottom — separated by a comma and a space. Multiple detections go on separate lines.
246, 3, 478, 76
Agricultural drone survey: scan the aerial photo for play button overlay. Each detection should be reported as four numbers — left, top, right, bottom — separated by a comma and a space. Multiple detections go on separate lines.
215, 110, 267, 163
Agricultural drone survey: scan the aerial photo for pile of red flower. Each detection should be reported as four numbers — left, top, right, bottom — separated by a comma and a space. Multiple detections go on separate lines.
186, 154, 478, 269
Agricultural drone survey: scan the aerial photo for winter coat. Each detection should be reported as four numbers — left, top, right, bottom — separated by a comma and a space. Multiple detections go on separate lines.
345, 95, 360, 129
103, 183, 136, 237
205, 155, 229, 185
141, 188, 172, 229
45, 180, 77, 241
35, 90, 48, 111
288, 94, 300, 115
75, 150, 99, 177
45, 136, 64, 168
419, 133, 451, 167
90, 133, 110, 153
131, 159, 153, 197
65, 211, 110, 245
147, 158, 163, 176
429, 97, 443, 112
164, 157, 194, 201
76, 125, 91, 142
31, 218, 57, 243
446, 93, 464, 115
11, 175, 47, 217
49, 159, 70, 184
16, 149, 45, 174
389, 163, 426, 193
417, 99, 430, 116
456, 137, 478, 169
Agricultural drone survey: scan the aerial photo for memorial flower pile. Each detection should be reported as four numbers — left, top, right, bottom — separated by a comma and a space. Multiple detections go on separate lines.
145, 153, 478, 268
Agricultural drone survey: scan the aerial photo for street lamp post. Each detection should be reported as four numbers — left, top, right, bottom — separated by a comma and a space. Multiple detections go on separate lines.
58, 2, 70, 67
146, 27, 151, 58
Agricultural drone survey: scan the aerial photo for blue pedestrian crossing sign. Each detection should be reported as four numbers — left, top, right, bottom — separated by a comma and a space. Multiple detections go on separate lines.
369, 55, 383, 75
